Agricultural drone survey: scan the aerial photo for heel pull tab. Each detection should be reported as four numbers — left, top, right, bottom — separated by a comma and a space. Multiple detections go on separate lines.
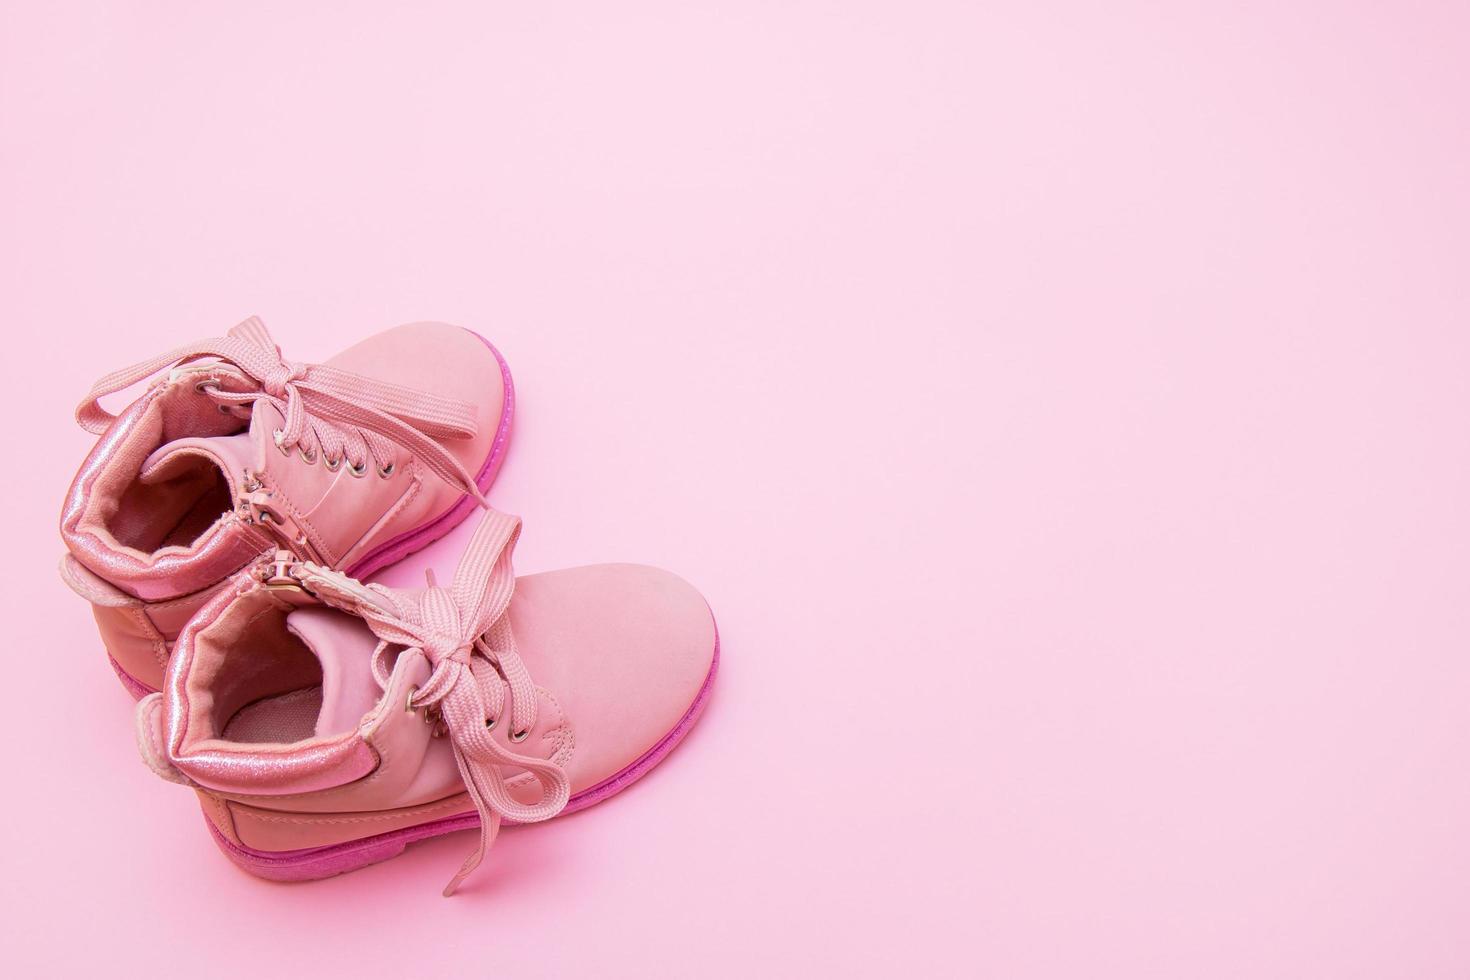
135, 693, 193, 786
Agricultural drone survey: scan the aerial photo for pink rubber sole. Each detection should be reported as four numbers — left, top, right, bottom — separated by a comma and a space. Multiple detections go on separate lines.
106, 329, 514, 699
203, 625, 721, 884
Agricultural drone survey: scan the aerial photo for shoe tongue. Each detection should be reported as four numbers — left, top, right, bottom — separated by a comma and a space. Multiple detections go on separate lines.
139, 432, 257, 497
285, 606, 384, 737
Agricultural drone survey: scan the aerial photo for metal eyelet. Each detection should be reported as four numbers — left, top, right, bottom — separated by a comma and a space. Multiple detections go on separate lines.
484, 716, 496, 731
510, 728, 530, 743
272, 429, 292, 457
323, 455, 342, 472
195, 381, 219, 395
405, 687, 417, 714
300, 447, 317, 464
378, 462, 395, 479
347, 460, 368, 478
217, 403, 234, 414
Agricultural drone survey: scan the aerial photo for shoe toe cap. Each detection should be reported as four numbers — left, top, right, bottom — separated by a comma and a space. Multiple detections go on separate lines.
326, 321, 509, 475
509, 563, 718, 796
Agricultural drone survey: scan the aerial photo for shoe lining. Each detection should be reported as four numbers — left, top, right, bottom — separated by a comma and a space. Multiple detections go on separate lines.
108, 455, 233, 553
223, 686, 325, 743
197, 605, 327, 744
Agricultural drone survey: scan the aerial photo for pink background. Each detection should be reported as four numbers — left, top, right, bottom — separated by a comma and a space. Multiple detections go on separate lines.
3, 2, 1469, 976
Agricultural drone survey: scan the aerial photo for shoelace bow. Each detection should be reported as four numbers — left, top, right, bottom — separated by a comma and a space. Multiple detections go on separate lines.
76, 316, 487, 503
284, 509, 570, 896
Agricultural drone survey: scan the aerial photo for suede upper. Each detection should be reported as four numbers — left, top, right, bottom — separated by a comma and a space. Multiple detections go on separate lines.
134, 513, 717, 889
61, 318, 511, 692
147, 563, 715, 809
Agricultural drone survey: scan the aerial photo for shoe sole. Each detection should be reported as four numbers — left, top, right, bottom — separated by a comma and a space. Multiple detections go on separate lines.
200, 623, 720, 884
106, 328, 515, 698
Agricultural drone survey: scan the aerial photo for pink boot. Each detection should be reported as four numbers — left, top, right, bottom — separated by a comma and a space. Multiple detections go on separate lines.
135, 508, 718, 894
60, 317, 513, 694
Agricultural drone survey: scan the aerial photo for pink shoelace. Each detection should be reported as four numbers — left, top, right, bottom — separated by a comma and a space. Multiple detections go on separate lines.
76, 316, 487, 503
277, 509, 570, 895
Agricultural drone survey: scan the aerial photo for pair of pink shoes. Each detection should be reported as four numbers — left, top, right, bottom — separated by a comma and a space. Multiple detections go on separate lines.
60, 318, 718, 895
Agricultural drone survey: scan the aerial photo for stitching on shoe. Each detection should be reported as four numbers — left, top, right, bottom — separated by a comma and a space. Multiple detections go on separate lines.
198, 791, 240, 843
232, 796, 470, 826
125, 605, 170, 671
343, 462, 423, 569
270, 476, 335, 566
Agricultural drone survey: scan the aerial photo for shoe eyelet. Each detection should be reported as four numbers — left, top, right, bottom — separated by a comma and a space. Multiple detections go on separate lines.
273, 430, 292, 457
323, 455, 342, 472
300, 447, 317, 464
405, 687, 417, 714
378, 462, 395, 479
484, 716, 496, 731
510, 728, 530, 743
347, 461, 368, 478
195, 381, 219, 395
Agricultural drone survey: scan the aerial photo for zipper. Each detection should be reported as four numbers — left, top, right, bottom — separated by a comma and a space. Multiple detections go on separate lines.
257, 549, 309, 591
248, 547, 382, 614
236, 470, 326, 565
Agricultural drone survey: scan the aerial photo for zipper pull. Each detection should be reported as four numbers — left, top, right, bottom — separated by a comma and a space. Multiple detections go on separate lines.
258, 550, 305, 591
238, 487, 276, 526
237, 484, 325, 565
